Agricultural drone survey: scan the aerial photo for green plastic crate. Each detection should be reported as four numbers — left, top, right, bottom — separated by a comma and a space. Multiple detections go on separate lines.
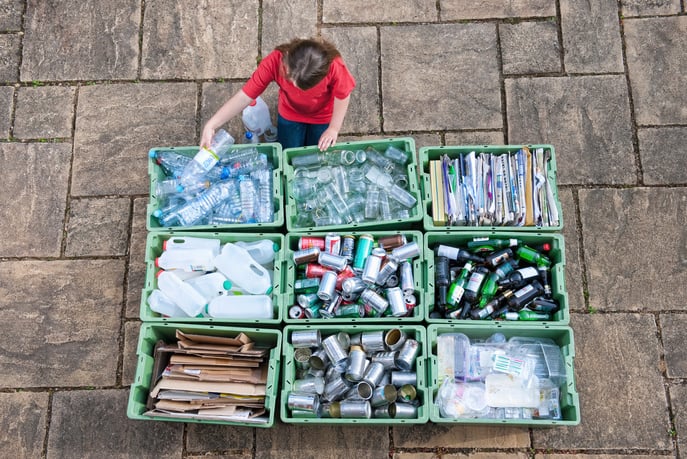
283, 137, 423, 232
420, 145, 563, 232
423, 231, 569, 325
140, 231, 285, 325
127, 322, 282, 427
280, 324, 429, 424
283, 231, 424, 324
427, 323, 580, 426
147, 143, 284, 232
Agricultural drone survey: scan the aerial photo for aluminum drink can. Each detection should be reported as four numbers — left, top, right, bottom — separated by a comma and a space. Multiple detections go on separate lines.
317, 271, 338, 302
352, 234, 375, 272
305, 263, 328, 278
318, 251, 348, 271
341, 235, 356, 263
324, 233, 341, 255
293, 247, 320, 265
391, 241, 421, 261
399, 260, 414, 295
362, 248, 386, 284
387, 287, 407, 317
289, 305, 306, 319
298, 236, 325, 250
377, 234, 407, 250
335, 266, 356, 290
334, 304, 365, 318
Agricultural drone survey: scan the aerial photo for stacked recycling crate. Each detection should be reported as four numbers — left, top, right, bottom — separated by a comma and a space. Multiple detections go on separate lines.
128, 143, 286, 428
419, 145, 580, 426
280, 138, 430, 423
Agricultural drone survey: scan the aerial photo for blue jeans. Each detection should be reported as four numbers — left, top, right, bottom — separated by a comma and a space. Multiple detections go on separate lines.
277, 114, 329, 149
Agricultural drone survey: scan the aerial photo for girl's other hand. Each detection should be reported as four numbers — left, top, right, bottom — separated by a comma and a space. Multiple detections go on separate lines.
318, 127, 339, 151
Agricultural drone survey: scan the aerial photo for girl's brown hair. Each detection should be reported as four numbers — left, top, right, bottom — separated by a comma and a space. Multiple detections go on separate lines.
275, 37, 341, 90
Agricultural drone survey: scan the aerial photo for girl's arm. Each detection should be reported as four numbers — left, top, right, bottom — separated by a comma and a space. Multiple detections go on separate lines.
318, 94, 351, 151
200, 89, 254, 147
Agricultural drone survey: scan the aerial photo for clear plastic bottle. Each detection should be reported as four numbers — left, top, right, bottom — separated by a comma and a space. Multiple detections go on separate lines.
213, 243, 273, 294
147, 288, 189, 317
156, 270, 207, 317
242, 96, 272, 136
150, 150, 191, 178
179, 129, 235, 186
239, 176, 257, 223
235, 239, 279, 265
170, 181, 234, 227
365, 186, 380, 219
244, 131, 260, 144
155, 177, 210, 198
252, 168, 274, 223
206, 294, 274, 319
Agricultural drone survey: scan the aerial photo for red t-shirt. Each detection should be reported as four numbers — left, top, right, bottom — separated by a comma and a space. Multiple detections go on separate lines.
242, 50, 356, 124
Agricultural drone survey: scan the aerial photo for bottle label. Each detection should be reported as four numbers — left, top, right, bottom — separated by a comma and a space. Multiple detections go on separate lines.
514, 284, 534, 298
195, 147, 220, 172
466, 272, 486, 293
517, 267, 539, 279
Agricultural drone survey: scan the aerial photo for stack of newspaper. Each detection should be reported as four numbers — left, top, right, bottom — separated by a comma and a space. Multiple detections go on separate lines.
428, 147, 559, 227
144, 330, 273, 424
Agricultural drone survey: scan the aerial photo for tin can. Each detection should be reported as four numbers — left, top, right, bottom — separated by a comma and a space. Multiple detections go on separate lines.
289, 305, 306, 319
345, 346, 367, 382
335, 304, 364, 318
386, 287, 407, 317
393, 402, 417, 419
320, 402, 341, 418
384, 328, 407, 351
294, 347, 312, 369
391, 241, 421, 261
293, 247, 320, 265
322, 334, 349, 372
395, 339, 419, 371
323, 375, 350, 402
378, 234, 406, 250
298, 236, 325, 251
309, 349, 330, 373
341, 235, 355, 263
305, 263, 328, 278
287, 392, 320, 413
339, 400, 371, 419
362, 361, 386, 387
361, 330, 386, 353
370, 384, 397, 407
362, 248, 386, 283
324, 233, 341, 255
341, 276, 366, 295
399, 260, 414, 295
360, 288, 389, 315
371, 351, 397, 370
353, 234, 374, 272
385, 274, 400, 288
291, 330, 321, 348
294, 277, 320, 293
292, 376, 325, 395
373, 403, 396, 419
318, 251, 348, 272
391, 371, 416, 387
396, 384, 417, 402
303, 303, 322, 319
337, 332, 351, 351
317, 271, 338, 302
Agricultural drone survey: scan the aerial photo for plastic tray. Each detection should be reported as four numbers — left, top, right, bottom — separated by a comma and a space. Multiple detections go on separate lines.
419, 144, 563, 232
147, 143, 284, 232
140, 231, 285, 325
283, 231, 424, 324
127, 322, 282, 427
284, 138, 423, 232
423, 231, 569, 325
280, 324, 429, 424
427, 323, 579, 426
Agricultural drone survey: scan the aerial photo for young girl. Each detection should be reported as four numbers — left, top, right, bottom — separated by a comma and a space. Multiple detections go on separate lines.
201, 37, 356, 151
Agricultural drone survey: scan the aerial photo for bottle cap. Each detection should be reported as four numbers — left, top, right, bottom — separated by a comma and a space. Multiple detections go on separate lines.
153, 209, 162, 218
223, 280, 233, 290
272, 243, 279, 252
249, 99, 257, 106
162, 240, 168, 251
155, 257, 161, 268
266, 286, 273, 295
155, 269, 164, 278
245, 131, 253, 139
148, 150, 157, 158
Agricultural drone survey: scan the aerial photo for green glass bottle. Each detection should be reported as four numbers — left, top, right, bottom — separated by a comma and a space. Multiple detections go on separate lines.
467, 237, 522, 253
503, 310, 551, 321
446, 262, 473, 308
516, 245, 551, 268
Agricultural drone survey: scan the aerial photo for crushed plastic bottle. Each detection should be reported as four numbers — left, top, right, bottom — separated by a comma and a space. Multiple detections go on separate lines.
179, 129, 234, 187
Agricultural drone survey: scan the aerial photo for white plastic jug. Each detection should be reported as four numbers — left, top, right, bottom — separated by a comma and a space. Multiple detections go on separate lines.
213, 243, 272, 294
147, 289, 188, 318
155, 248, 216, 272
185, 272, 233, 302
156, 270, 207, 317
242, 96, 272, 136
234, 239, 279, 265
206, 294, 273, 319
163, 236, 220, 255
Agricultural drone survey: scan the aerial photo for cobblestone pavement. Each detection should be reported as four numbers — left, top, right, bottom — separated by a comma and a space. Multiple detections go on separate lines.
1, 0, 686, 458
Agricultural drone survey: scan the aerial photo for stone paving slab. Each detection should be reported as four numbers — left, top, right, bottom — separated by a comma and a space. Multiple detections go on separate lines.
381, 23, 501, 132
440, 0, 556, 20
262, 0, 317, 54
0, 86, 11, 137
506, 75, 635, 185
21, 0, 140, 81
624, 16, 687, 125
659, 313, 687, 379
47, 389, 182, 459
532, 313, 671, 451
186, 424, 254, 452
323, 0, 437, 23
0, 0, 24, 31
126, 197, 148, 318
669, 384, 687, 454
638, 126, 687, 185
65, 197, 131, 257
621, 0, 682, 16
0, 142, 71, 257
393, 424, 529, 448
500, 21, 562, 75
0, 33, 21, 82
0, 391, 49, 459
14, 85, 75, 139
579, 187, 687, 311
0, 259, 125, 388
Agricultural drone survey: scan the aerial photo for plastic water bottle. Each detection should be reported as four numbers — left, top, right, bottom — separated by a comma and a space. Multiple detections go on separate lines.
239, 176, 257, 222
163, 236, 221, 254
169, 181, 234, 227
234, 239, 279, 265
155, 248, 216, 272
252, 168, 273, 223
147, 289, 189, 317
213, 243, 272, 294
179, 129, 235, 186
242, 96, 272, 136
244, 131, 260, 144
185, 272, 234, 302
150, 150, 192, 178
156, 270, 207, 317
206, 294, 274, 319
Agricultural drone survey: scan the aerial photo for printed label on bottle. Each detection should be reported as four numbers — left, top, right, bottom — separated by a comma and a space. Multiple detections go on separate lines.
466, 272, 485, 292
448, 285, 465, 304
517, 267, 539, 278
195, 147, 220, 172
514, 284, 534, 298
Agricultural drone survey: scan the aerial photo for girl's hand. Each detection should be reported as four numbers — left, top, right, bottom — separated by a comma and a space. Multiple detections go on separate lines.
318, 127, 339, 151
200, 124, 216, 149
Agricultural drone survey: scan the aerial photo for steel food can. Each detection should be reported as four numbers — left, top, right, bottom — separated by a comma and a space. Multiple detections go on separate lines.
370, 384, 397, 407
291, 329, 321, 348
339, 400, 372, 419
287, 392, 320, 413
395, 339, 420, 371
384, 328, 407, 351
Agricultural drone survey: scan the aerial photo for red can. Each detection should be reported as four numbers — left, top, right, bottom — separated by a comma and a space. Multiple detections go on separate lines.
305, 263, 329, 278
335, 266, 356, 290
325, 232, 341, 255
298, 236, 325, 251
